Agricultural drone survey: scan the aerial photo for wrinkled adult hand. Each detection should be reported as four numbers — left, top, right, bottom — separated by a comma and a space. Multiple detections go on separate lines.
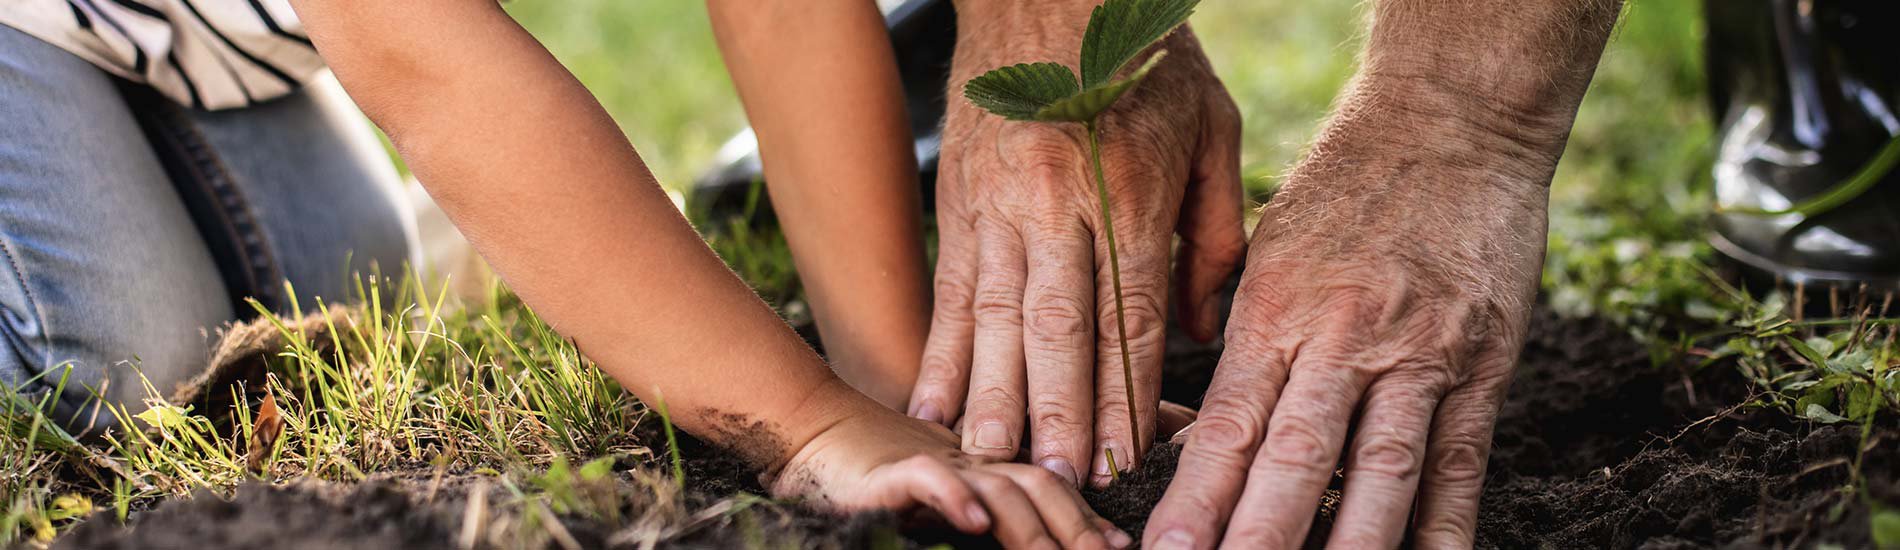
906, 2, 1245, 489
1143, 91, 1555, 549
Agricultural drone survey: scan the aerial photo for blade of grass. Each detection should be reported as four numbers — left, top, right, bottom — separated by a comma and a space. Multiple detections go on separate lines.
652, 392, 686, 487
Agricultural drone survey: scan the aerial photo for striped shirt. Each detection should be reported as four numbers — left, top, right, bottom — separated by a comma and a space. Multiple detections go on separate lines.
1, 0, 325, 110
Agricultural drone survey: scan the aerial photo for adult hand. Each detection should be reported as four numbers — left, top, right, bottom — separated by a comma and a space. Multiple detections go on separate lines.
1136, 0, 1622, 545
907, 1, 1246, 489
1142, 97, 1554, 548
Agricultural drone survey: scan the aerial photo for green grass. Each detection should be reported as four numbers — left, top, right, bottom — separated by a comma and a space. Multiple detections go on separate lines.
3, 1, 1897, 546
1, 277, 708, 547
506, 0, 744, 190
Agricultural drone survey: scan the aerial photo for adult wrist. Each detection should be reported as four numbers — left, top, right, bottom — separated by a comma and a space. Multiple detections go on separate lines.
951, 0, 1092, 22
1314, 75, 1575, 190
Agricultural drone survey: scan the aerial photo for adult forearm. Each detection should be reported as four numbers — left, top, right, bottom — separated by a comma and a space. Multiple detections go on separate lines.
289, 0, 871, 472
1342, 0, 1625, 178
1262, 0, 1623, 321
708, 0, 930, 409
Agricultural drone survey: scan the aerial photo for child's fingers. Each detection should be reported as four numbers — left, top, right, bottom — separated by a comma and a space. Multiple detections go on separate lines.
1095, 517, 1133, 549
961, 470, 1060, 550
880, 456, 990, 533
991, 464, 1122, 550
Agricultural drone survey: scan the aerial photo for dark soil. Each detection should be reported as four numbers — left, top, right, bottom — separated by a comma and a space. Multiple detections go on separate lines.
55, 308, 1899, 549
1083, 308, 1900, 549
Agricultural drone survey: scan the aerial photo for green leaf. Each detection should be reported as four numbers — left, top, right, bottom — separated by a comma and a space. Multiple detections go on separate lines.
1799, 403, 1847, 424
1787, 336, 1832, 368
1035, 51, 1168, 122
134, 404, 192, 431
964, 62, 1081, 121
1873, 508, 1900, 549
1080, 0, 1198, 88
1844, 382, 1879, 421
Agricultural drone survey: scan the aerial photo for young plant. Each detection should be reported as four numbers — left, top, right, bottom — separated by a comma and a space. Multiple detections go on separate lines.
962, 0, 1198, 447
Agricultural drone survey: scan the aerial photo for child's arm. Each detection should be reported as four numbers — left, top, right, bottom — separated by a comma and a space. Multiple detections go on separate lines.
286, 1, 1120, 547
707, 0, 931, 410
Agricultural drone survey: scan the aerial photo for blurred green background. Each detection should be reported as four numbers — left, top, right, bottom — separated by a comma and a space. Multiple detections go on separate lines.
505, 0, 1714, 327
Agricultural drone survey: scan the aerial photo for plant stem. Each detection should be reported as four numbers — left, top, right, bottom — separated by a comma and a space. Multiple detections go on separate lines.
1087, 121, 1141, 449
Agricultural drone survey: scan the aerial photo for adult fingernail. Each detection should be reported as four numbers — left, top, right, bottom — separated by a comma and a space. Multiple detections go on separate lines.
1104, 527, 1134, 549
913, 403, 944, 425
1090, 444, 1126, 486
1038, 458, 1079, 487
973, 422, 1012, 450
965, 503, 990, 529
1152, 529, 1195, 550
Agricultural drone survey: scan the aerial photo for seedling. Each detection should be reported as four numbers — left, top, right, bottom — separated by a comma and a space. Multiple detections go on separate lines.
962, 0, 1198, 449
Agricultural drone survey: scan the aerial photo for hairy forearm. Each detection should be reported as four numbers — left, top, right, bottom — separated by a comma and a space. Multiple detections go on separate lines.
1264, 0, 1622, 318
707, 0, 930, 409
288, 0, 874, 472
1339, 0, 1625, 177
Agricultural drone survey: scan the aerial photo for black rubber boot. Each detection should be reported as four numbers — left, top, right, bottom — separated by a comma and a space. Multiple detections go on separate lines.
1705, 0, 1900, 290
691, 0, 955, 229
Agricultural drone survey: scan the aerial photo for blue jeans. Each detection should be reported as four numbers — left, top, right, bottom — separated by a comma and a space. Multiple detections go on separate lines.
0, 25, 418, 434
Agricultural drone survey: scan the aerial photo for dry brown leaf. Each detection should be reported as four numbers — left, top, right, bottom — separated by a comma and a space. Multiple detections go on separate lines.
246, 391, 284, 473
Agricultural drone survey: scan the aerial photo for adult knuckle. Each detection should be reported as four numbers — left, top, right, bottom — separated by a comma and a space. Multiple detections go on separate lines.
1022, 162, 1083, 201
1372, 373, 1449, 404
1417, 515, 1477, 548
1428, 437, 1490, 485
1030, 402, 1087, 434
1352, 432, 1423, 480
969, 385, 1024, 412
1186, 409, 1262, 458
1103, 284, 1167, 345
1261, 417, 1330, 468
916, 355, 965, 386
1026, 294, 1091, 341
972, 287, 1022, 321
1317, 280, 1385, 320
1013, 131, 1084, 174
934, 275, 977, 311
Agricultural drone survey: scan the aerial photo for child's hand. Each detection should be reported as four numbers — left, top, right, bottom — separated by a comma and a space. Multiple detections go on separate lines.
774, 410, 1132, 549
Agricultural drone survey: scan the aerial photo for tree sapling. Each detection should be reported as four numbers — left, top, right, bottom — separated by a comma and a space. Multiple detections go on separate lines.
962, 0, 1199, 458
